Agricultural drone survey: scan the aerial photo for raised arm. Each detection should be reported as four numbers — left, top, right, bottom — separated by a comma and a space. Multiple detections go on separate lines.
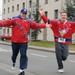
38, 9, 57, 26
71, 22, 75, 32
38, 9, 50, 24
0, 19, 15, 27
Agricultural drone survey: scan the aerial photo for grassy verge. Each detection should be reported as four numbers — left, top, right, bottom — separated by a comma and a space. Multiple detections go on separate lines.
29, 40, 75, 51
29, 40, 55, 48
69, 44, 75, 51
4, 40, 75, 51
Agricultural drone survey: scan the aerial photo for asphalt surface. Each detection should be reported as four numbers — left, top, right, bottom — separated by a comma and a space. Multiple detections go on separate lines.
0, 44, 75, 75
0, 41, 75, 75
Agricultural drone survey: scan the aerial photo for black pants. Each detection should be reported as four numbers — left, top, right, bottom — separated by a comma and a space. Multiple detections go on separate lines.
55, 42, 69, 69
11, 42, 28, 70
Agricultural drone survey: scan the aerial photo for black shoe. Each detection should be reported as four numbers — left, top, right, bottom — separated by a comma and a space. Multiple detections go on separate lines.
18, 71, 25, 75
13, 63, 15, 67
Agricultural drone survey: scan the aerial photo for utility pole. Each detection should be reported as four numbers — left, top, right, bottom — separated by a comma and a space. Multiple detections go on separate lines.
29, 0, 33, 44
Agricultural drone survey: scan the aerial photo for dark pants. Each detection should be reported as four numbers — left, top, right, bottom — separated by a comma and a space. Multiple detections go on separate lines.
11, 42, 28, 70
55, 42, 69, 69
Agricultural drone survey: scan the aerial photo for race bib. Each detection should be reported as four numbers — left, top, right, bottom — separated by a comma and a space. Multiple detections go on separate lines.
58, 38, 66, 42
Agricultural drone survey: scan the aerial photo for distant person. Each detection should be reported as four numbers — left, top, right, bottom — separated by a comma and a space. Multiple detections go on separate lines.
39, 9, 75, 73
0, 8, 50, 75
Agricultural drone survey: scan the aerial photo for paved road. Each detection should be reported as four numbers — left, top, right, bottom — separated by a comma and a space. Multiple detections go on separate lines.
0, 44, 75, 75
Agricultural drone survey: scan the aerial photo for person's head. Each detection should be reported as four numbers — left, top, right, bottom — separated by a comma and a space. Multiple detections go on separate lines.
20, 8, 27, 19
60, 11, 67, 22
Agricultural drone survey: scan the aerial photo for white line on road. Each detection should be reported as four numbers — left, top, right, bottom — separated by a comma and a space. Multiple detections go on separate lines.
31, 53, 48, 57
0, 62, 36, 75
0, 48, 11, 52
0, 62, 18, 74
0, 50, 11, 52
69, 60, 75, 63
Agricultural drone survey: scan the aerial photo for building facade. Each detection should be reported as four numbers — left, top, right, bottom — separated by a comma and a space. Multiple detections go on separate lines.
2, 0, 75, 43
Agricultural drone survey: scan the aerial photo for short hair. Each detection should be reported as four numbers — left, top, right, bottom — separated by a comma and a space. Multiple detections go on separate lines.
60, 11, 67, 14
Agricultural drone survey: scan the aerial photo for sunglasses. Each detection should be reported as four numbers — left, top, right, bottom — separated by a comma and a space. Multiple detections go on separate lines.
22, 12, 27, 14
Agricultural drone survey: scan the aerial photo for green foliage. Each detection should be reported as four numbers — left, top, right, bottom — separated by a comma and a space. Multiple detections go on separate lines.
28, 1, 41, 41
31, 29, 41, 41
32, 3, 41, 41
65, 0, 75, 21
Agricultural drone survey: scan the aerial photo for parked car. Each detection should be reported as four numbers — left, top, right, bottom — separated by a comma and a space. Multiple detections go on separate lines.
1, 34, 12, 41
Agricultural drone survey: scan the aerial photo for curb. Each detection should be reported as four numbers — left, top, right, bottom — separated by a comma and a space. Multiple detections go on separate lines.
0, 41, 75, 55
28, 45, 75, 55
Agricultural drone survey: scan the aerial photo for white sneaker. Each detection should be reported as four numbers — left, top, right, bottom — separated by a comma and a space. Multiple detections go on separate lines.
11, 63, 15, 70
58, 69, 64, 73
11, 66, 15, 70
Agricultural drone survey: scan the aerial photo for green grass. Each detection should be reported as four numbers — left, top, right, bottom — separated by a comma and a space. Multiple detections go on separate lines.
5, 40, 11, 42
69, 44, 75, 51
4, 40, 75, 51
29, 40, 75, 51
29, 40, 55, 48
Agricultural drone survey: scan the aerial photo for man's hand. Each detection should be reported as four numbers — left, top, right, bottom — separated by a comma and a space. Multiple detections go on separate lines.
46, 23, 52, 28
38, 9, 43, 15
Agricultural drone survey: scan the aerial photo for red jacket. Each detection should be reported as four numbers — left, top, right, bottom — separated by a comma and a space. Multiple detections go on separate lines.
0, 18, 46, 43
41, 15, 75, 44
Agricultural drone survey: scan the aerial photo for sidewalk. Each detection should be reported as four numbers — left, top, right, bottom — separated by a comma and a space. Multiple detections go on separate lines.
0, 40, 75, 54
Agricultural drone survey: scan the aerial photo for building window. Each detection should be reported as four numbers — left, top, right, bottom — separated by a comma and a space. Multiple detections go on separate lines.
36, 0, 39, 5
7, 29, 9, 34
8, 7, 10, 13
23, 2, 25, 8
4, 0, 6, 4
33, 6, 36, 14
3, 29, 5, 34
4, 9, 5, 14
29, 0, 32, 8
55, 0, 58, 1
44, 11, 48, 17
8, 0, 9, 2
17, 4, 19, 11
45, 0, 48, 4
12, 6, 14, 12
54, 9, 58, 19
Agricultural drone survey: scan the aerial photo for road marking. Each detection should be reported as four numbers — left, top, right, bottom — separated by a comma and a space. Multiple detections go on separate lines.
69, 60, 75, 63
0, 48, 11, 52
0, 62, 36, 75
0, 62, 18, 74
31, 53, 48, 57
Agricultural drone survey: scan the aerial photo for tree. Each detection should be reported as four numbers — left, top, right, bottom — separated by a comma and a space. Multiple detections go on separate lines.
32, 3, 42, 41
29, 0, 41, 41
65, 0, 75, 21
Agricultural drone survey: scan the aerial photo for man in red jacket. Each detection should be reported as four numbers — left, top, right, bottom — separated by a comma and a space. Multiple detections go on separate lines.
39, 9, 75, 73
0, 8, 50, 75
